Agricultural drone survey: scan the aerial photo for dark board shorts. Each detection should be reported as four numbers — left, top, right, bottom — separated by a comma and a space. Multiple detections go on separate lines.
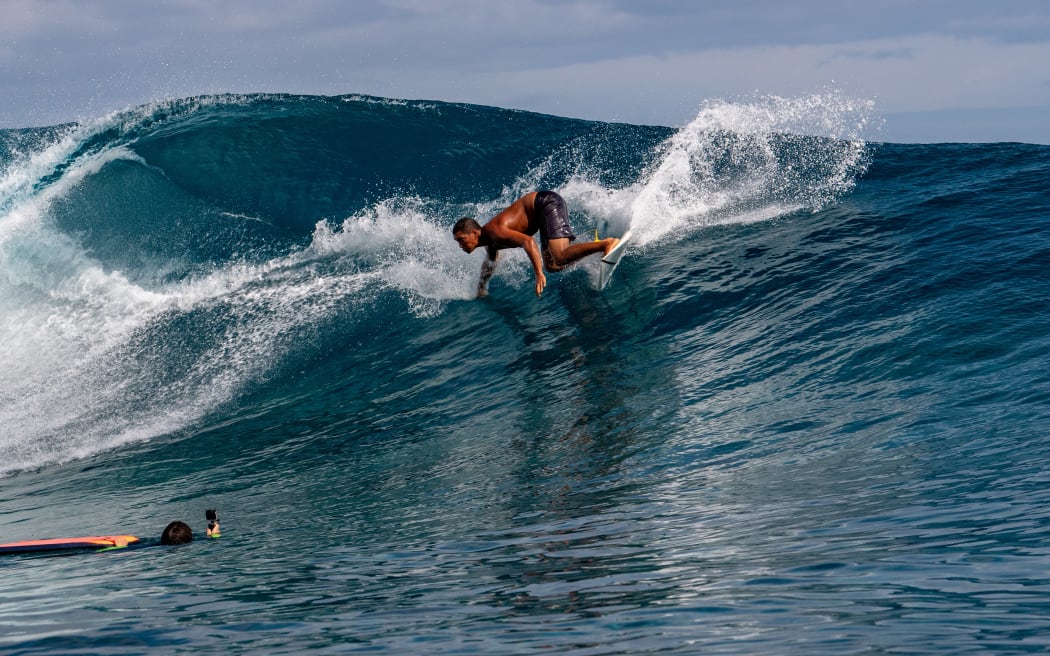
534, 190, 576, 245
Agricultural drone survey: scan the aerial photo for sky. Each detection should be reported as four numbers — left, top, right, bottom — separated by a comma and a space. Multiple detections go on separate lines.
2, 0, 1049, 143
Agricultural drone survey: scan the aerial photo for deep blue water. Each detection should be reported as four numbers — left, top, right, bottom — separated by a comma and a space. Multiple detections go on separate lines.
1, 93, 1048, 655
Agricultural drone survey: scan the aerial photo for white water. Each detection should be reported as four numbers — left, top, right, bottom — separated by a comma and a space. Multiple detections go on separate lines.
564, 92, 875, 247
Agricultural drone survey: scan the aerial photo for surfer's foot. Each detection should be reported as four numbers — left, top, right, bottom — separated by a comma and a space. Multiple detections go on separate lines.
602, 237, 620, 257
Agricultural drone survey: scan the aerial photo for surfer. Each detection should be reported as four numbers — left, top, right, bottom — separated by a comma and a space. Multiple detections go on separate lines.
452, 191, 619, 297
0, 508, 221, 555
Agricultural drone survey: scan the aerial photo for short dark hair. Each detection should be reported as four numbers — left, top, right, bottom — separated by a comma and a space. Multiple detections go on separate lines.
161, 521, 193, 545
452, 217, 480, 234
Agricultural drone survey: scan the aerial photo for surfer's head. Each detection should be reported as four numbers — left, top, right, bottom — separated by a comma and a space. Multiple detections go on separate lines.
452, 217, 482, 253
161, 521, 193, 545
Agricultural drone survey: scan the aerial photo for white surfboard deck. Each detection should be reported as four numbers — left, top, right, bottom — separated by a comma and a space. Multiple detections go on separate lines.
598, 230, 633, 289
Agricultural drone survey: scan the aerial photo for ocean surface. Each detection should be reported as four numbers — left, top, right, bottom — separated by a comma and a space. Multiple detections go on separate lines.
1, 93, 1048, 655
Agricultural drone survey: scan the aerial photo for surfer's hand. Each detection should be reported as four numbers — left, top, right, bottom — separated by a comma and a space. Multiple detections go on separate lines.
535, 272, 546, 297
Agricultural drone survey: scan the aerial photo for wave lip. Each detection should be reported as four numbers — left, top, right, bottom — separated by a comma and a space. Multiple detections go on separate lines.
563, 91, 876, 247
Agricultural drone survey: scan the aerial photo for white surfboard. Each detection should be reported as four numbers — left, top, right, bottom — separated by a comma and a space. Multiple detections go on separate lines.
598, 230, 633, 289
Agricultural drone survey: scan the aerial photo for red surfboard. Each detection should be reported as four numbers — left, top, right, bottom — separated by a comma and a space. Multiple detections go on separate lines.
0, 535, 140, 554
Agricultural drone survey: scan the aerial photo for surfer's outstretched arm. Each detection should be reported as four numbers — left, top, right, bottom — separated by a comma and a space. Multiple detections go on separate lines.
521, 239, 547, 296
478, 253, 497, 298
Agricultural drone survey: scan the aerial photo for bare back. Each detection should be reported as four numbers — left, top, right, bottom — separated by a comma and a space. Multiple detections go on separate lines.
479, 192, 541, 256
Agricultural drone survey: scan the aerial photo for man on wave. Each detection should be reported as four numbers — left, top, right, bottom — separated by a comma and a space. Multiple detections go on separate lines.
452, 190, 619, 297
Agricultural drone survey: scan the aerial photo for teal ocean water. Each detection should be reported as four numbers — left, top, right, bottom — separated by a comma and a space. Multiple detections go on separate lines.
1, 94, 1048, 654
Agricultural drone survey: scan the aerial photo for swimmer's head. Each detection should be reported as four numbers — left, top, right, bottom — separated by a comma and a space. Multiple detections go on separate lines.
160, 521, 193, 545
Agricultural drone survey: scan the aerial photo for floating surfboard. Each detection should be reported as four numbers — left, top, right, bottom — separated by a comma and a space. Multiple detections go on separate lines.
0, 535, 140, 554
598, 230, 633, 289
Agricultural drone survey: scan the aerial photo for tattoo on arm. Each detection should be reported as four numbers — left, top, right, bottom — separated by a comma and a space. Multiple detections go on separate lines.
478, 253, 498, 297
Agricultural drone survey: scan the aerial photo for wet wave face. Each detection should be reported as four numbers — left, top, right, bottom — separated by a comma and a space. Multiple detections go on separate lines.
0, 92, 870, 473
2, 93, 1048, 655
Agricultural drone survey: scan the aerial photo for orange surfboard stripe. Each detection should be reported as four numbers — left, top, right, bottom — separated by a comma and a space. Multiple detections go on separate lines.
0, 535, 140, 552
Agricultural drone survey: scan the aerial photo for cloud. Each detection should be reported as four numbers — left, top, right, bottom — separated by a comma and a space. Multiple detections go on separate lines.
424, 33, 1050, 128
828, 47, 914, 62
1, 0, 1049, 141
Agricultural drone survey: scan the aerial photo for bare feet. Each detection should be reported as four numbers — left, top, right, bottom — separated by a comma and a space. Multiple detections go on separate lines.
602, 237, 620, 257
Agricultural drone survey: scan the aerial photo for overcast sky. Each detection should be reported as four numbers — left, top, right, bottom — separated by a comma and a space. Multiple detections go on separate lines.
2, 0, 1049, 142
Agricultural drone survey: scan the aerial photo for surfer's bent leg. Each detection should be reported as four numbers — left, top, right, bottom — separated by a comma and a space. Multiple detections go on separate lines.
543, 238, 568, 272
534, 190, 617, 269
